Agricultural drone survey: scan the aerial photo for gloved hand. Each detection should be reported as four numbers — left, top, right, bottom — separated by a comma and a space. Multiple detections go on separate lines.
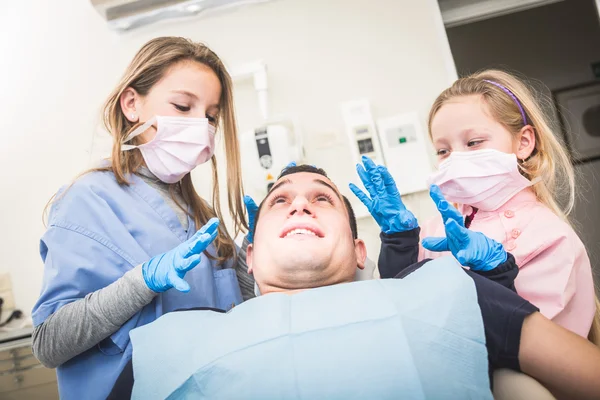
244, 195, 259, 243
142, 218, 220, 292
422, 219, 507, 271
349, 156, 418, 234
422, 187, 507, 271
420, 184, 465, 251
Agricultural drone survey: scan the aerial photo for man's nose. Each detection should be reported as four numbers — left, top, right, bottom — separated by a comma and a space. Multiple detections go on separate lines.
288, 196, 313, 217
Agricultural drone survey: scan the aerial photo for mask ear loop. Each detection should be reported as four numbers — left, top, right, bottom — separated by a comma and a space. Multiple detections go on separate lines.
517, 156, 528, 175
121, 117, 156, 151
518, 157, 542, 186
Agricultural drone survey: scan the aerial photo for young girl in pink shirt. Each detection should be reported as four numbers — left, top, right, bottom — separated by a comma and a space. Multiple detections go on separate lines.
420, 70, 599, 343
352, 70, 599, 343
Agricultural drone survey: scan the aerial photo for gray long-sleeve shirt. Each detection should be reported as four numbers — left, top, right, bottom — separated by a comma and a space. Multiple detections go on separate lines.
32, 170, 255, 368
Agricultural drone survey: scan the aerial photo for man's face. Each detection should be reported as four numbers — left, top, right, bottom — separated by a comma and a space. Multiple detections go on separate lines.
247, 172, 366, 294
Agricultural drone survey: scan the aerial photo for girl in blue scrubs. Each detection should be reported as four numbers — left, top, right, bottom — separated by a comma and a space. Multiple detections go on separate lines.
31, 37, 251, 400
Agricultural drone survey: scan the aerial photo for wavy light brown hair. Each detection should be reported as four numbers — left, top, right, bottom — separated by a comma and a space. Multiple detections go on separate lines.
428, 69, 600, 346
47, 37, 247, 263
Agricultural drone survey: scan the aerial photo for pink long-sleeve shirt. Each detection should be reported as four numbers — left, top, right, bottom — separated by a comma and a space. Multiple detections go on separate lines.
420, 188, 595, 337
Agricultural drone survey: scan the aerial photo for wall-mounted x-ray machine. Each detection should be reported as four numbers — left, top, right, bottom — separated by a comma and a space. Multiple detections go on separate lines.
341, 99, 385, 166
341, 99, 432, 196
232, 61, 304, 199
239, 118, 304, 196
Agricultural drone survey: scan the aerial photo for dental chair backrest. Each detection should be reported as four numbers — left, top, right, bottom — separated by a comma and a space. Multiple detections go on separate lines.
493, 369, 555, 400
355, 256, 376, 280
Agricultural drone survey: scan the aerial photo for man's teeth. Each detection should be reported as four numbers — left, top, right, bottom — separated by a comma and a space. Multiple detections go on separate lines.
285, 228, 317, 238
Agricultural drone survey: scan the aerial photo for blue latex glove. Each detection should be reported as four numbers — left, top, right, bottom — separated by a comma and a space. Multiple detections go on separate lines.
429, 184, 464, 226
421, 184, 465, 251
142, 218, 220, 292
422, 188, 507, 271
349, 156, 418, 234
422, 219, 507, 271
244, 195, 259, 243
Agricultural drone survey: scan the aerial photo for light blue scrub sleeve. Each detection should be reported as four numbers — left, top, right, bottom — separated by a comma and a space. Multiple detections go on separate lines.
32, 265, 155, 368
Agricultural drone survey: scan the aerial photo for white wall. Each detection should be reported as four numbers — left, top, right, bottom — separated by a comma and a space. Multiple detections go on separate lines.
0, 0, 455, 313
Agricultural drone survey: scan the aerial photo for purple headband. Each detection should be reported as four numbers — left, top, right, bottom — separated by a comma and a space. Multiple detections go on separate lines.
483, 79, 527, 125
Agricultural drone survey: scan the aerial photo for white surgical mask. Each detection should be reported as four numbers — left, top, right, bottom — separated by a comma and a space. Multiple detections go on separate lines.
122, 116, 215, 184
427, 149, 539, 211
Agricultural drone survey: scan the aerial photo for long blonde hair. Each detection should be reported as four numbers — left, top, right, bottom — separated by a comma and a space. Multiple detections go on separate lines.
429, 69, 574, 220
47, 37, 247, 262
428, 69, 600, 346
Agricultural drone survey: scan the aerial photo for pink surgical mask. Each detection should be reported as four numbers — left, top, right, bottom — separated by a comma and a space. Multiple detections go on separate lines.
122, 116, 216, 184
427, 149, 539, 211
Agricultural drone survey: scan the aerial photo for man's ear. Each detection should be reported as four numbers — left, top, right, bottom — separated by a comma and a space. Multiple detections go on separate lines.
246, 243, 254, 274
354, 239, 367, 270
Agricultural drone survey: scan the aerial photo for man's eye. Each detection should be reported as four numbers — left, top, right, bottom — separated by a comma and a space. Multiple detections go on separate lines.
436, 149, 449, 156
269, 195, 287, 207
316, 194, 333, 203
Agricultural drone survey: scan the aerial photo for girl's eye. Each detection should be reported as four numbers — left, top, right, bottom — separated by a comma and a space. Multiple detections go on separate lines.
206, 114, 217, 124
468, 139, 484, 147
173, 103, 190, 112
436, 149, 449, 156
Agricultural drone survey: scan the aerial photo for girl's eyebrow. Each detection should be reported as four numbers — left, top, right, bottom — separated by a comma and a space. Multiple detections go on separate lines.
170, 89, 197, 100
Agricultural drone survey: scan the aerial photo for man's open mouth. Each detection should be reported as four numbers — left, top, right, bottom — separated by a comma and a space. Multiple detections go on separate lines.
280, 224, 324, 238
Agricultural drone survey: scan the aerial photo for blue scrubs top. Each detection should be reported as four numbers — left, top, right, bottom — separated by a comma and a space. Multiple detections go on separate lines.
31, 171, 243, 400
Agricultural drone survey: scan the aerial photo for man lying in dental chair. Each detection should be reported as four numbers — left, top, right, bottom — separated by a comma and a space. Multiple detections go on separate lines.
109, 164, 600, 400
